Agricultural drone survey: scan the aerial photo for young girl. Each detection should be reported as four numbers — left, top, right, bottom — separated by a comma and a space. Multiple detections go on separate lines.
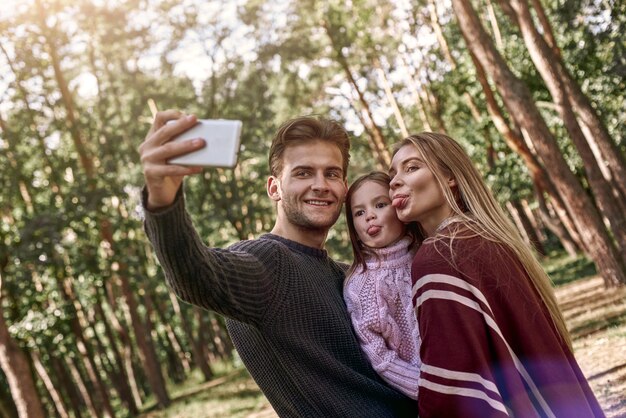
389, 132, 604, 417
343, 171, 422, 400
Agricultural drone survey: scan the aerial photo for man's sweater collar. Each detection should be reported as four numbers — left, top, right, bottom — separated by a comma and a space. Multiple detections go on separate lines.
261, 233, 328, 259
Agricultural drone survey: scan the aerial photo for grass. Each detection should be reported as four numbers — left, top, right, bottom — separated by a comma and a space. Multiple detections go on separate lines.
138, 252, 625, 418
552, 254, 626, 417
139, 366, 273, 418
543, 250, 597, 287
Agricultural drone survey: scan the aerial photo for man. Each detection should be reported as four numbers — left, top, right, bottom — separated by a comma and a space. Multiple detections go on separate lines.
139, 111, 416, 416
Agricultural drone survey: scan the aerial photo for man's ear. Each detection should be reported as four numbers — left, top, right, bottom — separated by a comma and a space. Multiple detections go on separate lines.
267, 176, 281, 201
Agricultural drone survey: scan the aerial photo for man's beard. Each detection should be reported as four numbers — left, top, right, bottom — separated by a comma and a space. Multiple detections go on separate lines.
280, 193, 342, 231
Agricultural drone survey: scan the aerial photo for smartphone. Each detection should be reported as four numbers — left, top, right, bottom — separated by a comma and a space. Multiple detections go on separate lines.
167, 119, 242, 167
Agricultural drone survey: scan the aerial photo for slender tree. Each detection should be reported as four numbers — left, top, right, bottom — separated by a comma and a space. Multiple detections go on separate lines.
322, 17, 391, 168
32, 0, 171, 406
468, 50, 583, 254
451, 0, 626, 285
30, 350, 69, 418
0, 284, 45, 418
497, 0, 626, 255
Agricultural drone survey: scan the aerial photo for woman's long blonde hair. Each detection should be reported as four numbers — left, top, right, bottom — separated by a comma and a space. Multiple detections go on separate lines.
394, 133, 572, 349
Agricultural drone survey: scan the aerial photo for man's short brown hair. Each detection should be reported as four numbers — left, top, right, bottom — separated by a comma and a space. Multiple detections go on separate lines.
269, 116, 351, 177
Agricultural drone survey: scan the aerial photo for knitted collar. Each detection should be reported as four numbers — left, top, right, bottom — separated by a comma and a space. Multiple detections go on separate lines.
261, 233, 328, 259
364, 236, 415, 269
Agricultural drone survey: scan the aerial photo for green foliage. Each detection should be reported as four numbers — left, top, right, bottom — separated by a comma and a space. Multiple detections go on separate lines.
552, 0, 626, 143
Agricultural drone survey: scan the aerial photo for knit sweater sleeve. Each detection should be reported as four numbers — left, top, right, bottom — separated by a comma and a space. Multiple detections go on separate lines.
142, 187, 275, 326
344, 272, 420, 400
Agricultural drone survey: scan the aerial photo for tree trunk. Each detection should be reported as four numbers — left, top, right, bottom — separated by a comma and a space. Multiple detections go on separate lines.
203, 313, 221, 363
510, 200, 546, 256
0, 309, 46, 418
55, 268, 115, 418
452, 0, 626, 285
144, 292, 186, 383
427, 0, 488, 138
93, 294, 139, 415
151, 311, 185, 383
506, 0, 626, 202
5, 97, 131, 416
103, 281, 143, 409
423, 72, 449, 133
0, 390, 18, 418
50, 357, 84, 418
468, 48, 584, 254
323, 20, 391, 167
535, 194, 578, 257
31, 350, 69, 418
36, 0, 170, 404
89, 306, 139, 416
507, 201, 530, 243
374, 58, 409, 137
399, 54, 433, 131
528, 0, 560, 56
36, 0, 170, 405
64, 356, 100, 418
168, 292, 214, 380
427, 0, 456, 65
210, 314, 232, 361
499, 0, 626, 257
566, 84, 626, 201
152, 295, 191, 374
484, 0, 504, 49
35, 0, 95, 179
521, 199, 546, 242
118, 271, 170, 407
193, 307, 215, 381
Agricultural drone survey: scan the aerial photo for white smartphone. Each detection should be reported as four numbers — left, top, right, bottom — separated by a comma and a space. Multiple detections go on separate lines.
167, 119, 242, 167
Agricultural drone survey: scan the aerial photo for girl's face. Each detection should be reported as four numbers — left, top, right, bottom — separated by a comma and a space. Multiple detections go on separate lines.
389, 144, 453, 236
350, 181, 406, 248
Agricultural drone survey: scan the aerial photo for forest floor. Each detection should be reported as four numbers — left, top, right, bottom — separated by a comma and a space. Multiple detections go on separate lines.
555, 276, 626, 417
140, 253, 626, 418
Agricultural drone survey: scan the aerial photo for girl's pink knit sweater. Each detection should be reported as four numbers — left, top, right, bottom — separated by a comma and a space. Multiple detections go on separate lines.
344, 236, 421, 400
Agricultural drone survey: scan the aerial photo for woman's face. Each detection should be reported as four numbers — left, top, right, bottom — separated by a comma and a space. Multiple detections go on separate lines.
388, 144, 453, 236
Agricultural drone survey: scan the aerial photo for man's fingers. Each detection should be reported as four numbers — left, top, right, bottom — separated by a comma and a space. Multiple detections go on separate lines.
144, 163, 203, 179
146, 109, 187, 137
148, 114, 199, 147
147, 110, 180, 136
143, 137, 205, 163
153, 109, 184, 129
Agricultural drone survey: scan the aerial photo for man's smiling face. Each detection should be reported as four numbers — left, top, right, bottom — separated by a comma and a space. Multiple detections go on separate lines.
269, 139, 347, 235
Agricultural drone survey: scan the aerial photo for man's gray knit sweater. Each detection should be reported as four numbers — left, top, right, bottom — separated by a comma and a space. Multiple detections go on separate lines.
143, 190, 416, 417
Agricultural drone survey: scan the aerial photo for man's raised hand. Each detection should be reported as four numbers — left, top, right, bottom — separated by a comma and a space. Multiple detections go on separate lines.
138, 110, 206, 210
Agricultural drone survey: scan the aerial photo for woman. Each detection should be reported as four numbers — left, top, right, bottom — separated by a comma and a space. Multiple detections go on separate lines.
389, 132, 604, 417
